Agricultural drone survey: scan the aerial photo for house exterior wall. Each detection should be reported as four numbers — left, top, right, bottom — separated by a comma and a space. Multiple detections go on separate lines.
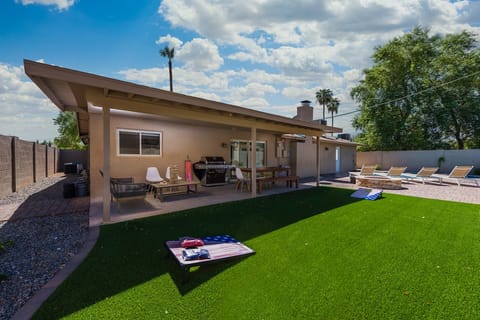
89, 113, 283, 199
339, 144, 357, 173
289, 138, 357, 177
88, 112, 357, 199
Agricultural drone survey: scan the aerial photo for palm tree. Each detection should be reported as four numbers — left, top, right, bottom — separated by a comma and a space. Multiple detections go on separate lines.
327, 97, 340, 136
160, 46, 175, 92
315, 88, 333, 120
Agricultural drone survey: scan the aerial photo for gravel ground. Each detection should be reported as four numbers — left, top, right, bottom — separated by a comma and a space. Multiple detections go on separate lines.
0, 176, 89, 319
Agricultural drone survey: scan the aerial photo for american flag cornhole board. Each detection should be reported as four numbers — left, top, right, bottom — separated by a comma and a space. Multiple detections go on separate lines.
165, 235, 255, 271
350, 188, 383, 200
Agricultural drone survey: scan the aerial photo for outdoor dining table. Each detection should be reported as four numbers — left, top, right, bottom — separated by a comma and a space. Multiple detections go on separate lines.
240, 166, 290, 180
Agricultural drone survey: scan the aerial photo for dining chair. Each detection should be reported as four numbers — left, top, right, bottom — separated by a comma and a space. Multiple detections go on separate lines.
235, 167, 250, 192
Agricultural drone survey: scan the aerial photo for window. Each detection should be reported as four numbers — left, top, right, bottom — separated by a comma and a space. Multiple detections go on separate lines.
230, 140, 266, 167
117, 129, 162, 156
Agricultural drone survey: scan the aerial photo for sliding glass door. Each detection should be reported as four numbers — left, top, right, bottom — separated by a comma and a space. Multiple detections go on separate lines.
230, 140, 266, 167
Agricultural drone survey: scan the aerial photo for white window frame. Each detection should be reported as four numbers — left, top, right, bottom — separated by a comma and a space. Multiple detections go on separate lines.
230, 139, 266, 167
116, 129, 162, 156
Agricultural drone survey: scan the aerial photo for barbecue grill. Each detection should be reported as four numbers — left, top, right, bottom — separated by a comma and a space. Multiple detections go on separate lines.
193, 156, 231, 186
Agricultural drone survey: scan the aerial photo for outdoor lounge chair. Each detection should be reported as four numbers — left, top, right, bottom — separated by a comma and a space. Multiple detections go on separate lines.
375, 166, 407, 178
401, 167, 440, 184
349, 165, 377, 183
433, 165, 478, 186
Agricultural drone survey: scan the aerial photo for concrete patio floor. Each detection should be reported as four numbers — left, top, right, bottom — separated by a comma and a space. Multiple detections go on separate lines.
92, 174, 479, 227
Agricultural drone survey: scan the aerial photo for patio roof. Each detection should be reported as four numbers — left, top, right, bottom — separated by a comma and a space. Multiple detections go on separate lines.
24, 60, 342, 141
24, 59, 341, 222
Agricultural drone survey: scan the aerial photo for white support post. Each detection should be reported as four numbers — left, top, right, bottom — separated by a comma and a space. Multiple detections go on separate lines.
316, 135, 320, 186
250, 127, 257, 197
103, 106, 111, 222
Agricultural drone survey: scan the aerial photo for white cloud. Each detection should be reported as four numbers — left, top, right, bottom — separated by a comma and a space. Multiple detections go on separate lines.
155, 34, 183, 49
15, 0, 75, 11
118, 67, 168, 87
176, 38, 224, 71
189, 91, 221, 102
0, 63, 59, 141
156, 0, 479, 135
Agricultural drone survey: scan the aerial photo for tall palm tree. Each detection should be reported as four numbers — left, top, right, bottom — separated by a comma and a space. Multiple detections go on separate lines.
160, 46, 175, 92
327, 97, 340, 136
315, 88, 333, 120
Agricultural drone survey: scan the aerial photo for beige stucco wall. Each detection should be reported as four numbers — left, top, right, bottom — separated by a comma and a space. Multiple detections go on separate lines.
88, 112, 356, 199
89, 112, 285, 199
339, 144, 357, 173
289, 137, 356, 177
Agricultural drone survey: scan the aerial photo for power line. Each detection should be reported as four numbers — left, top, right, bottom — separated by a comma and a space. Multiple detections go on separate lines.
333, 70, 480, 119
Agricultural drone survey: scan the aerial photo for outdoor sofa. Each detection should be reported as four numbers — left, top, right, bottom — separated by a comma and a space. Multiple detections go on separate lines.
109, 176, 148, 209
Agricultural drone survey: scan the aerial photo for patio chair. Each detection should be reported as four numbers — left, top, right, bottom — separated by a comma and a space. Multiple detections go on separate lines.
235, 167, 250, 192
349, 165, 377, 183
146, 167, 164, 192
433, 165, 477, 186
401, 167, 440, 184
375, 166, 407, 178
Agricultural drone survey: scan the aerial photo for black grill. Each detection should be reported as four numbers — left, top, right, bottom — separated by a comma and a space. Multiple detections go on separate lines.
194, 156, 231, 186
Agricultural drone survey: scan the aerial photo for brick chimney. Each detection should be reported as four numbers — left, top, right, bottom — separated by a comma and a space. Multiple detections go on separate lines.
293, 100, 313, 121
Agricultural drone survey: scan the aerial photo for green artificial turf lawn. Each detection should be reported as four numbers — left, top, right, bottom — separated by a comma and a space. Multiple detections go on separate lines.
33, 187, 480, 319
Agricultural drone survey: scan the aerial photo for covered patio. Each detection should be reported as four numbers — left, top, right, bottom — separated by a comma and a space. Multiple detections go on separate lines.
24, 60, 341, 223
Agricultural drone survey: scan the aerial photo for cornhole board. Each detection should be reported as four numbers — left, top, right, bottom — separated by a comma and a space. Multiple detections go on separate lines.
165, 235, 255, 272
350, 188, 382, 200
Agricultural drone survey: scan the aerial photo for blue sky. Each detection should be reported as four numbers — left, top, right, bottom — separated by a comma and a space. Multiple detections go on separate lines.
1, 0, 479, 142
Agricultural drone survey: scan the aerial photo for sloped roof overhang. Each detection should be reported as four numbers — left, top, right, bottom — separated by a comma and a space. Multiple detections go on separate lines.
24, 60, 342, 140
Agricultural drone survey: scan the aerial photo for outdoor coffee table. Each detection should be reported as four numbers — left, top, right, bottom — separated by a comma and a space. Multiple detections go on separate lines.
355, 175, 403, 190
151, 180, 200, 200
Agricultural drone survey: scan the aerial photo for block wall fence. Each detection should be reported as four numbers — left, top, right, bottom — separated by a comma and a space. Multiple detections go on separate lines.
357, 149, 480, 174
0, 135, 59, 197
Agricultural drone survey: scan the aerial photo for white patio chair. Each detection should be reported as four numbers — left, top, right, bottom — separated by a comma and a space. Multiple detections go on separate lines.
235, 167, 250, 192
146, 167, 164, 192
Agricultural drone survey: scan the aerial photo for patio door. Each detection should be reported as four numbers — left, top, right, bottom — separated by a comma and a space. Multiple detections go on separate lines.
336, 146, 341, 173
230, 140, 266, 167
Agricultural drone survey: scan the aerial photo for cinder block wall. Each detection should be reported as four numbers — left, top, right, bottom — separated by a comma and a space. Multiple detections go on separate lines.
0, 136, 13, 197
47, 146, 56, 176
357, 149, 480, 173
0, 135, 60, 197
14, 138, 35, 191
35, 144, 46, 181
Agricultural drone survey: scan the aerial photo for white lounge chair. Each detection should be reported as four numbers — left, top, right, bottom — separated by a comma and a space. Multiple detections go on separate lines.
401, 167, 440, 184
349, 165, 377, 183
433, 165, 478, 186
375, 166, 407, 178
